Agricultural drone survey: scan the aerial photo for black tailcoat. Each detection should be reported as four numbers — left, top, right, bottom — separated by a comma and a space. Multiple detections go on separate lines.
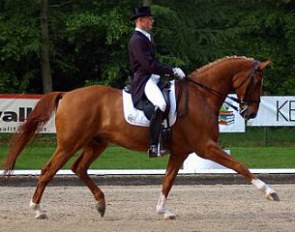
128, 31, 173, 105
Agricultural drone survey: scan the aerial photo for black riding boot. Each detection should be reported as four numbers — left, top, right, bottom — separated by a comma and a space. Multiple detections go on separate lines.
148, 107, 167, 157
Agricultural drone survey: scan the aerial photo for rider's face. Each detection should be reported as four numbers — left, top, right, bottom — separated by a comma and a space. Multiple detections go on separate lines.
139, 16, 154, 31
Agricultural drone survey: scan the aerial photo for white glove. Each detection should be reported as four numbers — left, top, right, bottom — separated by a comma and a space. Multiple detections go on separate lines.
173, 67, 185, 79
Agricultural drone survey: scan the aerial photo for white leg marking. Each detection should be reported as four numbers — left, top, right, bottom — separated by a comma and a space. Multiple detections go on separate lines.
156, 194, 176, 219
156, 194, 166, 213
251, 179, 276, 198
30, 199, 47, 219
251, 179, 265, 190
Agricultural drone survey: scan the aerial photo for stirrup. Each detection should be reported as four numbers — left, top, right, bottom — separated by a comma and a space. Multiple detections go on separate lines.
148, 144, 169, 158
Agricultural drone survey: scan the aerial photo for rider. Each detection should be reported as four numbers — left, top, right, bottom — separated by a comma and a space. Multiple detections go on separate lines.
128, 6, 186, 157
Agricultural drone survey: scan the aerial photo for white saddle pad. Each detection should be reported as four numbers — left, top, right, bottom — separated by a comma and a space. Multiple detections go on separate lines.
122, 80, 177, 127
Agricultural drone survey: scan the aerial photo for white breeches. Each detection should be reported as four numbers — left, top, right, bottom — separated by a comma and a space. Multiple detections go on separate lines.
144, 74, 166, 112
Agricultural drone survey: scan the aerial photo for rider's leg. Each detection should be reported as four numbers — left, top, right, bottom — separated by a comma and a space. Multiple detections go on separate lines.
144, 74, 167, 157
145, 74, 166, 112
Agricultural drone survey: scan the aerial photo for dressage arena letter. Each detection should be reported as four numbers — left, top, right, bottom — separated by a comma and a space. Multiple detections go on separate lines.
276, 100, 295, 122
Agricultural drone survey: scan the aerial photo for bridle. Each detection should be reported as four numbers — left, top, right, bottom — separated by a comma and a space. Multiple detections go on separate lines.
177, 60, 261, 116
232, 59, 261, 105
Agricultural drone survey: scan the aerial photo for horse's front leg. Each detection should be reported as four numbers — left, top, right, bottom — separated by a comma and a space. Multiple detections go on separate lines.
201, 141, 279, 201
157, 154, 187, 220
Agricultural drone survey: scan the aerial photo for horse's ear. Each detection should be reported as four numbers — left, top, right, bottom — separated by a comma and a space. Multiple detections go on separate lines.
258, 60, 272, 71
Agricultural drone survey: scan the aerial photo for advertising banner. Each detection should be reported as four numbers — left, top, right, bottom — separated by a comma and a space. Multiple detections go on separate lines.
0, 94, 55, 133
247, 96, 295, 126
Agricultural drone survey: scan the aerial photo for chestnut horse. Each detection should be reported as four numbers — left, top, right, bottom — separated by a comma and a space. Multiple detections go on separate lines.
2, 56, 279, 220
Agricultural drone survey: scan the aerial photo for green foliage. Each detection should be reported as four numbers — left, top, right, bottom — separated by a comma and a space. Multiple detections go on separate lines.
0, 0, 40, 93
0, 0, 294, 94
48, 1, 132, 89
151, 5, 188, 66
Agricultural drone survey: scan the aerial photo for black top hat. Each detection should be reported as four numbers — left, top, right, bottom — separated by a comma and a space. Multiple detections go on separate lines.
131, 6, 152, 21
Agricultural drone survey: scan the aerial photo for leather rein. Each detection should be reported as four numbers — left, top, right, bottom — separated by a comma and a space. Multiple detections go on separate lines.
176, 60, 261, 117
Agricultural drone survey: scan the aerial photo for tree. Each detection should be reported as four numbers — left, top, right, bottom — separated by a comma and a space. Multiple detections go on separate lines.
40, 0, 52, 93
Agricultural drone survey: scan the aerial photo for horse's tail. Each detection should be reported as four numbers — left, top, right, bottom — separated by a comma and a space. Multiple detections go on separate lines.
2, 92, 64, 175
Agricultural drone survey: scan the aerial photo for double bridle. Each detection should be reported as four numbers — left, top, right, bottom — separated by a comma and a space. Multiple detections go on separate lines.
177, 60, 261, 115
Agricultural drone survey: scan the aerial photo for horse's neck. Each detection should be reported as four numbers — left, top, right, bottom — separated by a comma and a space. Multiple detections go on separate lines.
190, 64, 235, 112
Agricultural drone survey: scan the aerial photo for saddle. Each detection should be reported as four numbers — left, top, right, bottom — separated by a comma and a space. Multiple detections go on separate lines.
124, 80, 172, 149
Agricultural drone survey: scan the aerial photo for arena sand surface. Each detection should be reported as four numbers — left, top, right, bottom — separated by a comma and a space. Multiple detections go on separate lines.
0, 184, 294, 232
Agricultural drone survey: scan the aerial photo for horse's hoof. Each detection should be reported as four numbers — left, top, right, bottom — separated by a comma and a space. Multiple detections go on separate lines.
266, 192, 280, 201
96, 201, 106, 217
163, 210, 176, 220
164, 214, 176, 220
35, 211, 48, 219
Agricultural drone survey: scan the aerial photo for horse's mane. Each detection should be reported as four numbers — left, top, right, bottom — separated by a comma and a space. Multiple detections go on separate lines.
191, 56, 254, 76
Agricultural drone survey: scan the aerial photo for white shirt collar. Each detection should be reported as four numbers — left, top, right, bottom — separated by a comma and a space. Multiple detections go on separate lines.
135, 27, 151, 41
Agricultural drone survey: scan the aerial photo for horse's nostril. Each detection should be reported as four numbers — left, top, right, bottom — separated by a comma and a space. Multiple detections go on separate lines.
249, 112, 257, 119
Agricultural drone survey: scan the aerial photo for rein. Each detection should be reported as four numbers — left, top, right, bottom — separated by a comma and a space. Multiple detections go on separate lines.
176, 60, 261, 117
185, 77, 240, 111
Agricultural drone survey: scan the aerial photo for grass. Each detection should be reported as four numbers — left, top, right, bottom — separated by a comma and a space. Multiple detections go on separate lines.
219, 127, 295, 147
0, 146, 169, 170
0, 127, 294, 170
1, 145, 295, 170
231, 147, 295, 168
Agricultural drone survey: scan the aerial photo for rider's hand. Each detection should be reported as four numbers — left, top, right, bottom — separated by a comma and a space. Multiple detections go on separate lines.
173, 67, 185, 79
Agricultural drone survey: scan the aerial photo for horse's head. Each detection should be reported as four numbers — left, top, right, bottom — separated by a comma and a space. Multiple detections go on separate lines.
233, 60, 271, 120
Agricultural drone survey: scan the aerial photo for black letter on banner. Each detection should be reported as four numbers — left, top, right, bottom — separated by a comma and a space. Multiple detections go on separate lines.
26, 107, 33, 117
3, 112, 17, 122
276, 100, 288, 121
19, 107, 25, 122
290, 100, 295, 122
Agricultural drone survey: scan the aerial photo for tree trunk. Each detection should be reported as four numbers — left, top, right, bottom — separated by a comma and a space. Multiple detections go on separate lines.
39, 0, 52, 93
143, 0, 151, 6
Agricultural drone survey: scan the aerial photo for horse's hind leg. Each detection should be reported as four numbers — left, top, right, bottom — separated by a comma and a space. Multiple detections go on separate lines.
30, 147, 75, 219
71, 140, 108, 217
200, 141, 279, 201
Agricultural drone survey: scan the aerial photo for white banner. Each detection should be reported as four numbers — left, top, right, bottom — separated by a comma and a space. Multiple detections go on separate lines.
247, 96, 295, 126
0, 95, 55, 133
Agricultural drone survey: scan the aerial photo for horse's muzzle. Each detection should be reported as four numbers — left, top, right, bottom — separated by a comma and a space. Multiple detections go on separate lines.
239, 105, 257, 120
